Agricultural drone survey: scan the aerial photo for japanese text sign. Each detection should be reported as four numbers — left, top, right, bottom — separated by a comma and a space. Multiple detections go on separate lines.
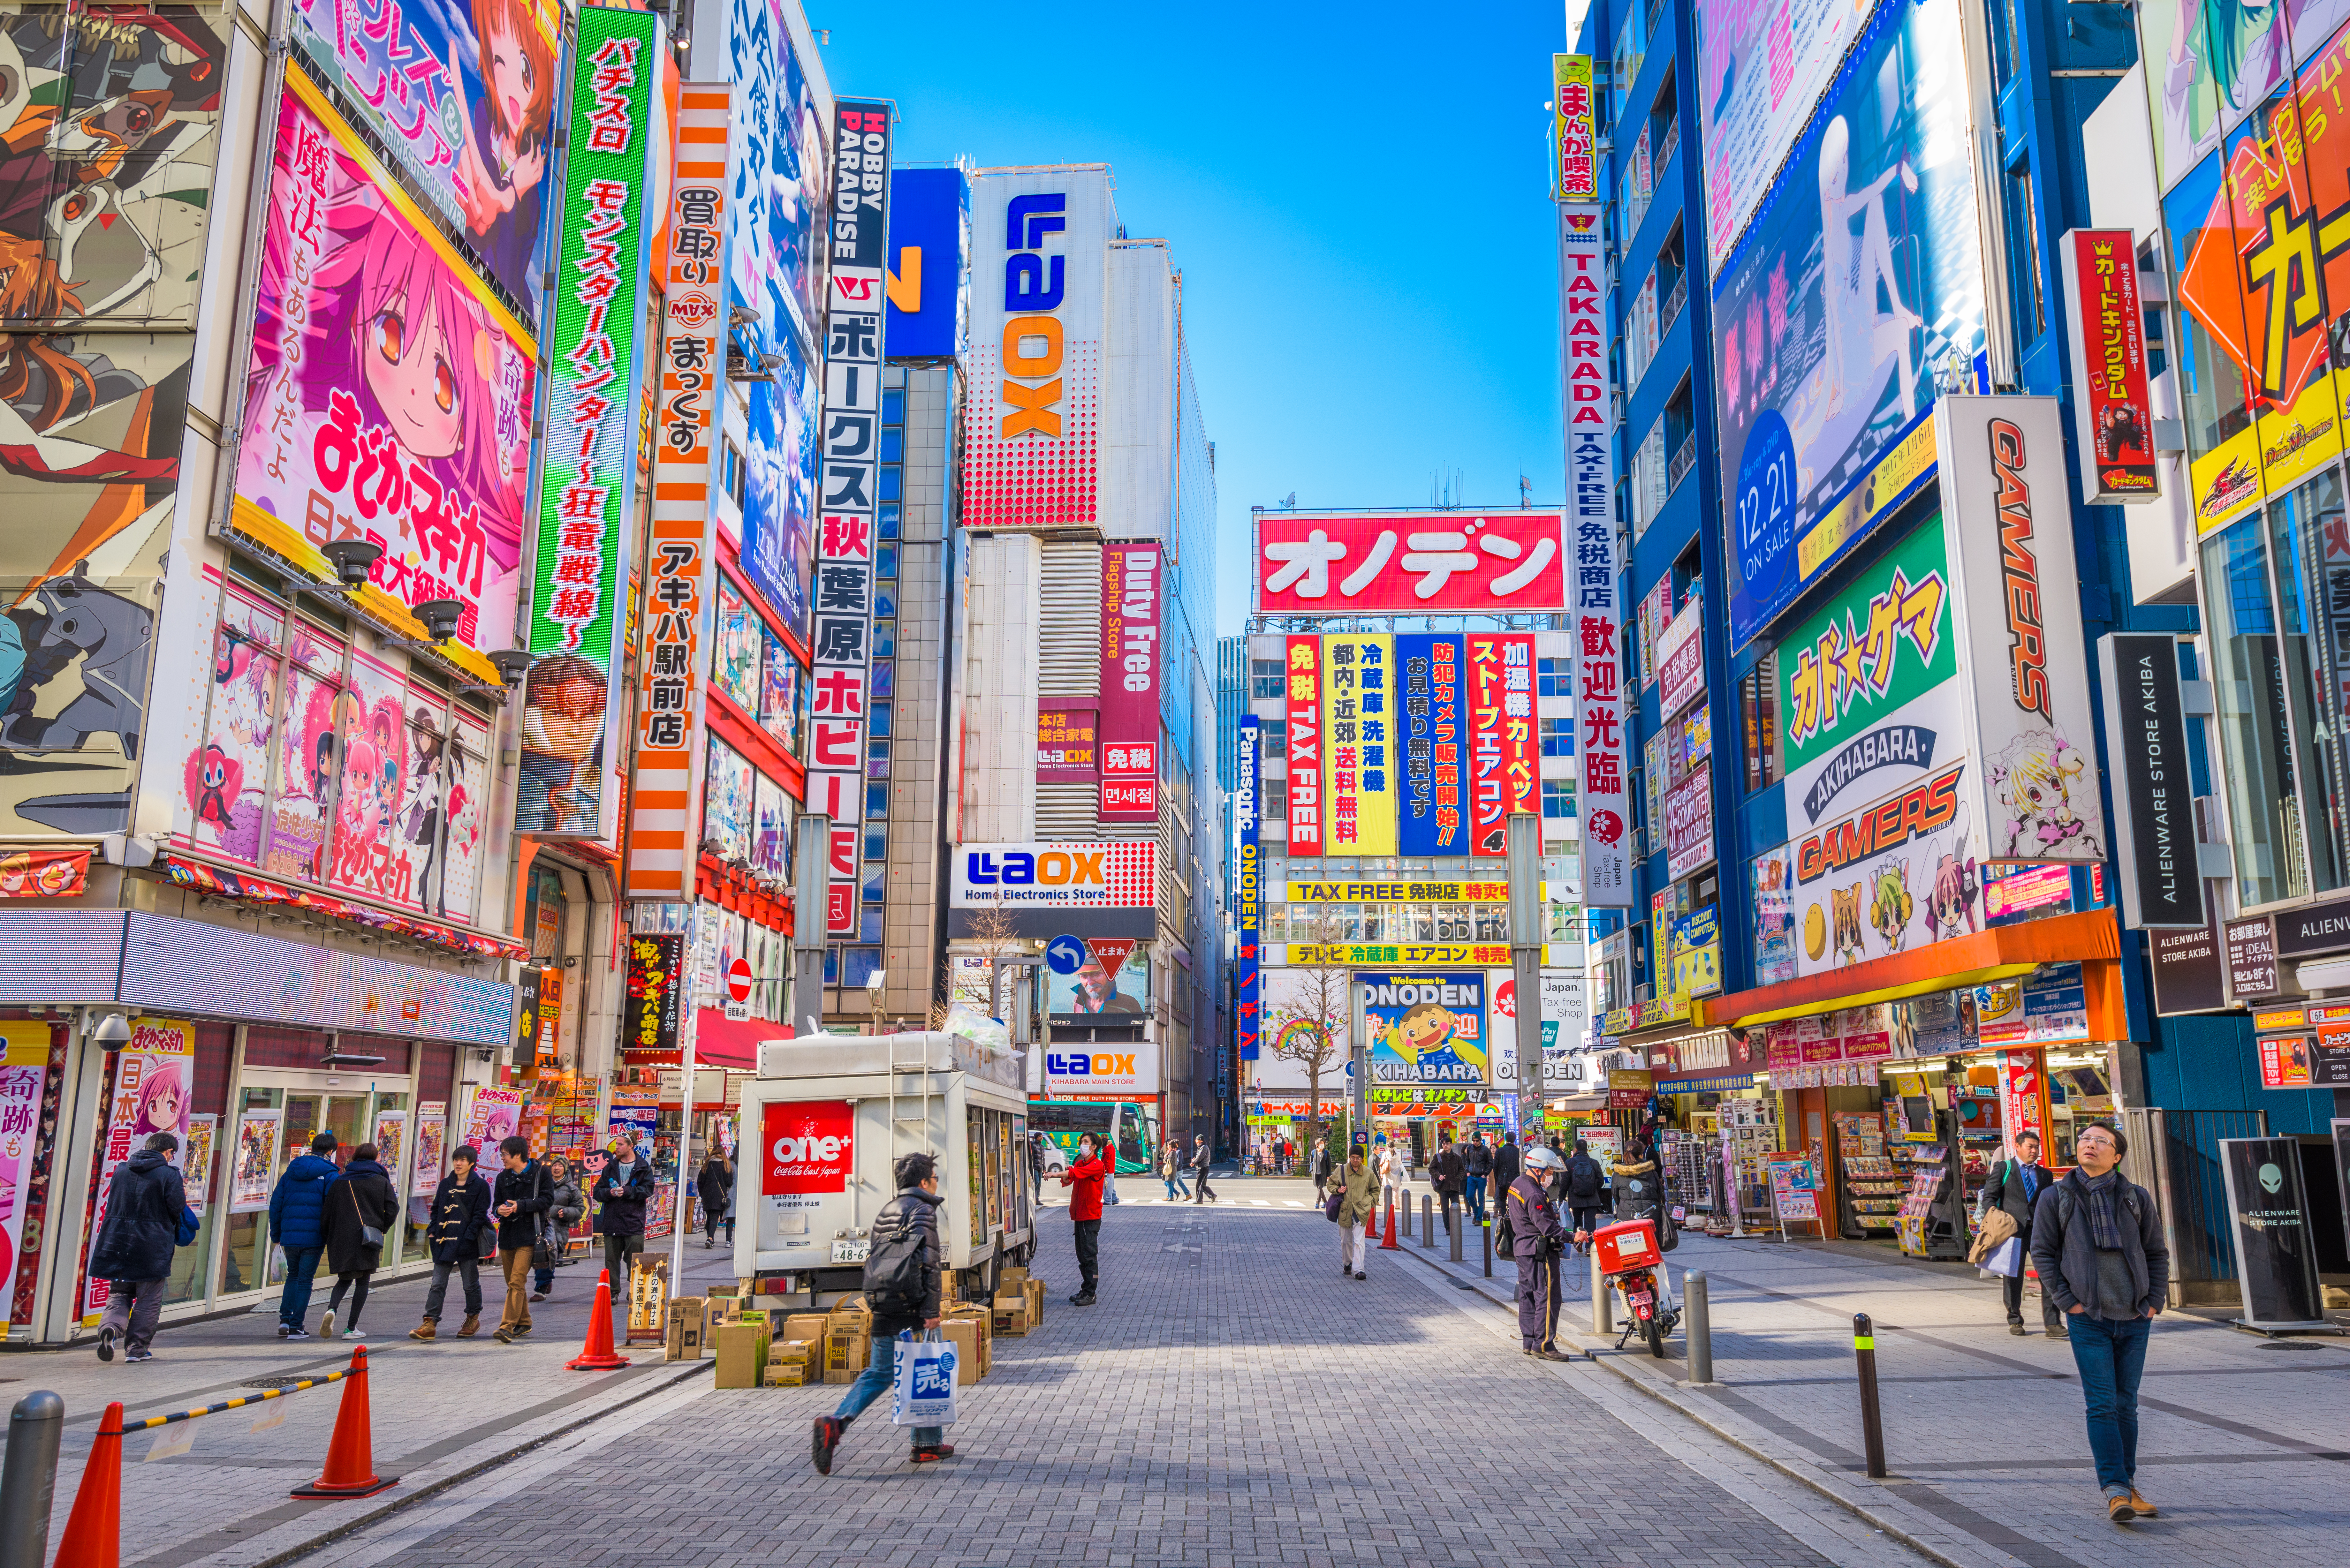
1285, 635, 1324, 856
2059, 229, 2157, 502
1037, 706, 1100, 783
1552, 54, 1597, 202
1100, 543, 1163, 822
624, 933, 685, 1059
1256, 512, 1568, 615
1562, 205, 1625, 904
1396, 634, 1469, 856
1322, 635, 1396, 855
1468, 634, 1535, 857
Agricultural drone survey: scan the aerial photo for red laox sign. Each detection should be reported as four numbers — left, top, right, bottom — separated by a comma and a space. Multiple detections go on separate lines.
1100, 542, 1162, 821
1256, 512, 1569, 614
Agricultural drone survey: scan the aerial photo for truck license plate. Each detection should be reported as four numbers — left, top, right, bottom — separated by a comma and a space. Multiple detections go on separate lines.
830, 1238, 870, 1264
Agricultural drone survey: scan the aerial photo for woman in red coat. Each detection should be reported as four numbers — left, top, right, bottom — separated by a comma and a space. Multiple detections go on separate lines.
1058, 1134, 1110, 1306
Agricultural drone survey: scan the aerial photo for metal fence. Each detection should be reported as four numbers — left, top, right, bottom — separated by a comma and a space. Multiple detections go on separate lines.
2123, 1107, 2268, 1305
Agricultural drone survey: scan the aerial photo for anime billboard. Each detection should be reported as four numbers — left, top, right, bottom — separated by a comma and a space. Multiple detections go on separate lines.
0, 10, 226, 837
1357, 971, 1490, 1087
287, 0, 561, 319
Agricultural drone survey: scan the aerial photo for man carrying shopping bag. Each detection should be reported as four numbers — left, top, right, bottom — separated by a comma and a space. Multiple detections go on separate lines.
812, 1152, 954, 1474
1977, 1130, 2063, 1337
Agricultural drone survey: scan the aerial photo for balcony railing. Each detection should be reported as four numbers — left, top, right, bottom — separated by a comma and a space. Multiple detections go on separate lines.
1667, 432, 1697, 493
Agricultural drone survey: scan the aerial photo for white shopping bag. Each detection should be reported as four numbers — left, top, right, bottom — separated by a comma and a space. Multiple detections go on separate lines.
1978, 1236, 2024, 1279
889, 1329, 959, 1427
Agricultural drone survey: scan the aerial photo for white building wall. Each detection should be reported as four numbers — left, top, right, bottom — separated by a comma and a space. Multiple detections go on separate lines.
1101, 242, 1174, 541
961, 534, 1043, 841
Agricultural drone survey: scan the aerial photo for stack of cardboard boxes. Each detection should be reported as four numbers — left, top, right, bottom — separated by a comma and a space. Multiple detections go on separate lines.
684, 1268, 1047, 1391
991, 1266, 1045, 1336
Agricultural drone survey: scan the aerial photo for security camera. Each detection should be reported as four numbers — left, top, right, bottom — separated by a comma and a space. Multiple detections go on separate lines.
320, 538, 383, 589
487, 648, 535, 686
93, 1011, 133, 1051
413, 598, 465, 642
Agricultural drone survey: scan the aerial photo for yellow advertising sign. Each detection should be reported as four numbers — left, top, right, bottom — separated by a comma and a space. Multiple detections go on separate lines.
1796, 418, 1938, 581
1283, 943, 1511, 967
1321, 634, 1397, 856
1552, 55, 1598, 202
1285, 880, 1509, 904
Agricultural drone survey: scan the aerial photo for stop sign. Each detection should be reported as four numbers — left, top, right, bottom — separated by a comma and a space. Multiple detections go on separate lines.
727, 958, 753, 1004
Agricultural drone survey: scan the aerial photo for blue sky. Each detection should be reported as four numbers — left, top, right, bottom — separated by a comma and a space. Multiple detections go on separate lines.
818, 3, 1572, 634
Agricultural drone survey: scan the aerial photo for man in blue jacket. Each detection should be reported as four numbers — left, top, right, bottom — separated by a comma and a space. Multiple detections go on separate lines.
268, 1132, 340, 1339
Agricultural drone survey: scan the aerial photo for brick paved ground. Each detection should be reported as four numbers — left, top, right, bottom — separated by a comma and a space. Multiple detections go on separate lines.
295, 1181, 1927, 1568
1406, 1221, 2350, 1568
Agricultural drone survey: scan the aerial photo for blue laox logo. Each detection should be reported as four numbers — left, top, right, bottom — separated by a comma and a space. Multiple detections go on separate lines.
914, 1354, 955, 1398
1734, 410, 1798, 610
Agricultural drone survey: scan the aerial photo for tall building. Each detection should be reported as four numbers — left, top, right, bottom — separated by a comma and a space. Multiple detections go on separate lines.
948, 165, 1221, 1154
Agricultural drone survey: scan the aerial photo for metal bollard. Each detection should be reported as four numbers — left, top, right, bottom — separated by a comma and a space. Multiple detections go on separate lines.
1482, 1218, 1492, 1278
1450, 1205, 1463, 1262
1853, 1312, 1887, 1478
0, 1391, 63, 1568
1592, 1256, 1612, 1335
1421, 1194, 1434, 1248
1686, 1271, 1713, 1383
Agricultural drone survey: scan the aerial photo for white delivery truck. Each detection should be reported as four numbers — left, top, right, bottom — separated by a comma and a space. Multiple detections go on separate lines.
734, 1030, 1036, 1302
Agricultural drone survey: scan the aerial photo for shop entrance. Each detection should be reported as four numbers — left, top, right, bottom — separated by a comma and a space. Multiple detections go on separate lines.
224, 1072, 415, 1302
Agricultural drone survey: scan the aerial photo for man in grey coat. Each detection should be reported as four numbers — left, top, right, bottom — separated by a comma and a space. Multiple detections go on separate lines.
2028, 1121, 2169, 1525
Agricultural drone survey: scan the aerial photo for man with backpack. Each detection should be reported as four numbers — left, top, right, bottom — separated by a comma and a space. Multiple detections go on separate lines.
1562, 1139, 1608, 1250
812, 1153, 951, 1474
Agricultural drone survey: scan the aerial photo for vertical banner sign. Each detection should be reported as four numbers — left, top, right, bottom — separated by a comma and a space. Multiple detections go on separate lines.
1397, 634, 1469, 855
1237, 717, 1262, 1061
1562, 204, 1626, 903
1285, 635, 1324, 856
1551, 55, 1597, 202
810, 101, 895, 937
1469, 634, 1537, 857
1322, 635, 1397, 855
625, 83, 735, 900
1100, 543, 1164, 821
2097, 632, 2205, 928
524, 6, 663, 842
623, 932, 686, 1059
2059, 230, 2157, 503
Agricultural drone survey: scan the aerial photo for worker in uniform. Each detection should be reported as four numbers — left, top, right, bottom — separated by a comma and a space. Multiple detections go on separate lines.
1508, 1144, 1573, 1360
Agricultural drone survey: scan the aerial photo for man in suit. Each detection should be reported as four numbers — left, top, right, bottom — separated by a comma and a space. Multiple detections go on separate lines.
1981, 1129, 2064, 1337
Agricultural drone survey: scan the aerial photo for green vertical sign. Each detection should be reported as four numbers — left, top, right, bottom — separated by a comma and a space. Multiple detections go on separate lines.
520, 6, 662, 838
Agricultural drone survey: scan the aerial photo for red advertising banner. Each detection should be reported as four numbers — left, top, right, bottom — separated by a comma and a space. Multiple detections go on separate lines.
2060, 229, 2157, 501
1100, 543, 1163, 822
1256, 513, 1568, 615
1999, 1049, 2049, 1152
1285, 635, 1324, 856
0, 849, 89, 899
1037, 705, 1099, 783
761, 1100, 854, 1195
1468, 633, 1536, 856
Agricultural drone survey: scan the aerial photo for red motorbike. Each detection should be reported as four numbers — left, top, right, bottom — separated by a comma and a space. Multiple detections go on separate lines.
1591, 1217, 1679, 1358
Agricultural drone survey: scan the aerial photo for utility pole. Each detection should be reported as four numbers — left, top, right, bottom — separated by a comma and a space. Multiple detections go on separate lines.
791, 813, 830, 1034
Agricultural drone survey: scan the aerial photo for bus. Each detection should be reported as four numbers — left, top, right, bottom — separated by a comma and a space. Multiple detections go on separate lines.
1029, 1099, 1157, 1176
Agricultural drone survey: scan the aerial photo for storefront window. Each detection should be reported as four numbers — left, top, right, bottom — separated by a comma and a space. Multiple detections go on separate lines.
220, 1087, 282, 1297
2164, 152, 2255, 472
2264, 468, 2350, 896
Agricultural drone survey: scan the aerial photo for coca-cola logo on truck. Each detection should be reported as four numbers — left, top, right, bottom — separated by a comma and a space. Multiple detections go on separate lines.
763, 1100, 854, 1195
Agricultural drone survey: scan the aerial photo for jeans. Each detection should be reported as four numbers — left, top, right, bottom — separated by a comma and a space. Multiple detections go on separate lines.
425, 1258, 482, 1321
832, 1328, 943, 1448
279, 1245, 325, 1329
1163, 1172, 1190, 1199
2066, 1312, 2151, 1493
98, 1278, 164, 1352
1073, 1218, 1100, 1294
1467, 1173, 1488, 1223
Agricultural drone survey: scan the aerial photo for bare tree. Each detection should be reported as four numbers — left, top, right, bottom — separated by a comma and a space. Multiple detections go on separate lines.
1262, 903, 1353, 1151
934, 897, 1023, 1027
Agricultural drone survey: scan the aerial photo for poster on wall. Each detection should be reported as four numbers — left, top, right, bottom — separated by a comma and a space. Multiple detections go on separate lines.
1714, 0, 1985, 653
1468, 634, 1536, 857
1357, 972, 1490, 1086
231, 1108, 282, 1213
413, 1104, 448, 1193
461, 1085, 524, 1154
1099, 544, 1164, 822
2059, 229, 2159, 502
1396, 634, 1470, 856
2133, 0, 2350, 194
227, 71, 537, 687
371, 1111, 408, 1189
1285, 636, 1324, 856
2220, 1135, 2331, 1328
82, 1019, 196, 1318
0, 1029, 47, 1307
1320, 634, 1395, 854
182, 1115, 218, 1218
1759, 761, 1976, 980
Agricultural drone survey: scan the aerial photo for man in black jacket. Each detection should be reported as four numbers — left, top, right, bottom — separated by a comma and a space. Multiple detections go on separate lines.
1494, 1134, 1522, 1196
812, 1153, 951, 1474
91, 1133, 190, 1363
1980, 1129, 2063, 1337
1429, 1131, 1466, 1235
1563, 1139, 1608, 1249
411, 1146, 491, 1340
592, 1136, 657, 1287
489, 1136, 550, 1343
1461, 1134, 1495, 1224
1310, 1136, 1334, 1198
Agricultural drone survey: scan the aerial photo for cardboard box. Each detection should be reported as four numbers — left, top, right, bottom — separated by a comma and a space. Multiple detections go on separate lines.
939, 1317, 985, 1382
1001, 1264, 1028, 1285
1024, 1277, 1044, 1325
769, 1337, 820, 1369
710, 1283, 740, 1299
780, 1312, 831, 1348
762, 1359, 807, 1387
665, 1297, 707, 1361
822, 1330, 872, 1385
991, 1299, 1030, 1337
713, 1322, 769, 1389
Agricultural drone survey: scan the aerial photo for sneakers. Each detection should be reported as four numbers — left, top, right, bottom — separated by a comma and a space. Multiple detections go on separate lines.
1353, 1271, 1366, 1280
409, 1320, 437, 1341
910, 1444, 955, 1463
319, 1310, 336, 1340
2008, 1321, 2027, 1336
2107, 1494, 2137, 1523
812, 1416, 843, 1476
125, 1349, 154, 1363
345, 1331, 367, 1342
284, 1328, 312, 1341
458, 1315, 480, 1338
493, 1326, 515, 1344
530, 1291, 549, 1301
277, 1323, 291, 1339
1070, 1292, 1097, 1306
96, 1326, 116, 1362
2127, 1489, 2157, 1518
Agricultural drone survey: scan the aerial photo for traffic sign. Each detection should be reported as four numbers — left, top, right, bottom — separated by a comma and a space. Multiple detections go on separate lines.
1045, 935, 1086, 975
726, 958, 753, 1004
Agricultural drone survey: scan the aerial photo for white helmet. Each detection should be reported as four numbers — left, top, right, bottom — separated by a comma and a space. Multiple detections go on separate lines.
1523, 1146, 1566, 1172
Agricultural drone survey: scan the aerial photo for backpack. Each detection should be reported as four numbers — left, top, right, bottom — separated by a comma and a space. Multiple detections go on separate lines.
862, 1197, 931, 1315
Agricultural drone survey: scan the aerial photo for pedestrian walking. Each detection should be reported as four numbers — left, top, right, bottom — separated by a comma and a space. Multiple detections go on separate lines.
1029, 1130, 1048, 1200
1059, 1133, 1109, 1305
1462, 1132, 1494, 1224
1979, 1130, 2064, 1337
1189, 1135, 1218, 1203
811, 1152, 953, 1474
533, 1156, 585, 1299
1494, 1132, 1521, 1201
1311, 1135, 1334, 1198
1507, 1145, 1572, 1360
1563, 1138, 1607, 1249
1336, 1147, 1378, 1279
1376, 1134, 1407, 1220
90, 1132, 193, 1363
697, 1150, 736, 1249
266, 1131, 340, 1339
411, 1145, 490, 1340
1159, 1140, 1190, 1201
1430, 1130, 1466, 1233
591, 1135, 656, 1290
317, 1142, 397, 1342
2028, 1121, 2169, 1523
490, 1135, 551, 1343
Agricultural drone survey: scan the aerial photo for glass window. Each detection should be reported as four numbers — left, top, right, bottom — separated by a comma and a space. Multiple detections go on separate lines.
876, 544, 899, 581
869, 659, 894, 700
879, 505, 901, 539
865, 826, 887, 862
869, 702, 892, 739
1537, 657, 1571, 697
1540, 717, 1573, 757
2203, 512, 2316, 905
866, 781, 889, 817
879, 466, 901, 503
880, 426, 904, 463
882, 390, 905, 427
872, 619, 897, 658
2265, 468, 2350, 894
2164, 151, 2255, 473
1543, 777, 1575, 818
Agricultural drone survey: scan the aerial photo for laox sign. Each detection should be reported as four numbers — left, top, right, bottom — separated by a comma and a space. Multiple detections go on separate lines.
1047, 1052, 1137, 1076
965, 849, 1104, 885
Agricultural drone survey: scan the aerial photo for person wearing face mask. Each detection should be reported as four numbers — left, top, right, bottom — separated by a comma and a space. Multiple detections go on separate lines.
2028, 1121, 2168, 1524
1058, 1133, 1110, 1305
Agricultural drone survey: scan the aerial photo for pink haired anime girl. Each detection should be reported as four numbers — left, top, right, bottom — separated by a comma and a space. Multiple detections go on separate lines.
132, 1058, 187, 1144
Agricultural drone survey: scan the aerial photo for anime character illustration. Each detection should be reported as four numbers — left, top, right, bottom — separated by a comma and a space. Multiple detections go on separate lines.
1990, 731, 2105, 859
2157, 1, 2350, 177
265, 679, 344, 882
1379, 999, 1487, 1080
130, 1056, 187, 1145
1868, 858, 1915, 955
452, 0, 555, 286
516, 656, 607, 834
1924, 845, 1981, 942
1831, 884, 1868, 966
404, 710, 454, 916
185, 598, 282, 863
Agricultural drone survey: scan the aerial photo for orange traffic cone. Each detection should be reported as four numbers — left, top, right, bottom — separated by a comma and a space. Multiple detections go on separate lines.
1363, 1200, 1376, 1240
290, 1346, 398, 1499
1378, 1193, 1401, 1250
566, 1267, 632, 1371
56, 1400, 124, 1568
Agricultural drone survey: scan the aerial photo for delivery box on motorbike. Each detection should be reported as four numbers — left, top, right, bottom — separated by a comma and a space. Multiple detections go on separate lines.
1591, 1217, 1660, 1276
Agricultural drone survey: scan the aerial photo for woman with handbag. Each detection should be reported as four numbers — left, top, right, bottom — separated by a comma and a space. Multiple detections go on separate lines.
1159, 1140, 1190, 1201
319, 1143, 399, 1341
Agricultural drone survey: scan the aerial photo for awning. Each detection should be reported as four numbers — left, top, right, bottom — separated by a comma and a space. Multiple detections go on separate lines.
688, 1009, 781, 1070
1655, 1073, 1757, 1093
1706, 908, 2121, 1030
